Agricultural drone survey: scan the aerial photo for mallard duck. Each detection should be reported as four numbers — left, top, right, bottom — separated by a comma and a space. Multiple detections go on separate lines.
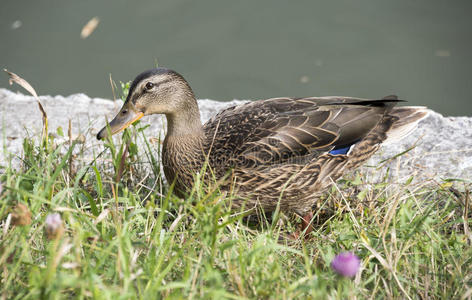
97, 68, 428, 234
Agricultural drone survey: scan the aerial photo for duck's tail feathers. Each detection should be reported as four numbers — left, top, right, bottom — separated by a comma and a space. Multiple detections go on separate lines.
383, 106, 430, 145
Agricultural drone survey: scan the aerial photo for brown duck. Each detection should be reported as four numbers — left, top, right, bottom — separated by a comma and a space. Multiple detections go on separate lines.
97, 68, 428, 235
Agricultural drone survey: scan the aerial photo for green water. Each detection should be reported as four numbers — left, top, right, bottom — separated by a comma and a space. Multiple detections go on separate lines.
1, 0, 471, 116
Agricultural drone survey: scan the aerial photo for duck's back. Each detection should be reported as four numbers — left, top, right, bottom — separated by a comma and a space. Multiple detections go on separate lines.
202, 96, 406, 173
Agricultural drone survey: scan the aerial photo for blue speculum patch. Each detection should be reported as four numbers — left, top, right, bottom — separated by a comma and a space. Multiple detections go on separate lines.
329, 145, 352, 155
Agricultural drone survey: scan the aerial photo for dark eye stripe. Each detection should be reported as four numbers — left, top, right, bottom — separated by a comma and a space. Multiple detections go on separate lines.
143, 78, 174, 92
154, 78, 173, 88
128, 77, 176, 104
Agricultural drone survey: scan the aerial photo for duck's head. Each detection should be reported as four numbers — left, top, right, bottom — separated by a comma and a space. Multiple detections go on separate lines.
97, 68, 197, 140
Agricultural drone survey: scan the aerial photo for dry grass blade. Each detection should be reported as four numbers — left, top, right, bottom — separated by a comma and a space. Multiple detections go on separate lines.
4, 69, 39, 99
4, 69, 48, 138
116, 143, 129, 184
464, 188, 471, 244
94, 209, 110, 225
109, 73, 116, 101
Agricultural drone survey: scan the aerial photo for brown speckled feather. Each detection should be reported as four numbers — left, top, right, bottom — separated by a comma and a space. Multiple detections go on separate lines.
170, 95, 426, 214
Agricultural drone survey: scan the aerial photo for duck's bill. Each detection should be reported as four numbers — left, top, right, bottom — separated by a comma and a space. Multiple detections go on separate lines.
96, 106, 144, 140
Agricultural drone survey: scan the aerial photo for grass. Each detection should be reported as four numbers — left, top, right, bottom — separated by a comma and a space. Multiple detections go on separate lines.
1, 91, 471, 299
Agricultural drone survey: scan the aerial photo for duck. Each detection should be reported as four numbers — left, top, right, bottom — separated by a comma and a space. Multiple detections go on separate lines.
97, 68, 428, 235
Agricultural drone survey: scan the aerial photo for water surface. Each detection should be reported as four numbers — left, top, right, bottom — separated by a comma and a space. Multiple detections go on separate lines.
1, 0, 471, 115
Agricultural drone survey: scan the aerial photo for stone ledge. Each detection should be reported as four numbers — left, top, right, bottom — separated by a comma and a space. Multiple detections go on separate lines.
1, 88, 471, 182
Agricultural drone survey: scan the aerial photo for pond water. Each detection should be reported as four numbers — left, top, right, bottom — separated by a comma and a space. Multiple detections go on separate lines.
1, 0, 471, 116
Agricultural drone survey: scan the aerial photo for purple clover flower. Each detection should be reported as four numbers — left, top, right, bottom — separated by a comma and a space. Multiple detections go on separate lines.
45, 213, 64, 239
331, 252, 361, 277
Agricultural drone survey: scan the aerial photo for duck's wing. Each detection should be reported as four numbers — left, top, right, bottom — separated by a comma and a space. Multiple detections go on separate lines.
203, 96, 402, 168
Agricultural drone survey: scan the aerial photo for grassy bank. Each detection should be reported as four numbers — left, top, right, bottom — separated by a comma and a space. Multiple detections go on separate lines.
0, 122, 470, 300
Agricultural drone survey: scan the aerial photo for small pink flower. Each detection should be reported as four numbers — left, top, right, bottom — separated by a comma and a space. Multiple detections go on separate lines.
331, 252, 361, 277
45, 213, 64, 239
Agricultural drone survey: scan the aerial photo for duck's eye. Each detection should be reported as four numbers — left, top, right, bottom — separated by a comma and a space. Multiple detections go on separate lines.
145, 82, 154, 90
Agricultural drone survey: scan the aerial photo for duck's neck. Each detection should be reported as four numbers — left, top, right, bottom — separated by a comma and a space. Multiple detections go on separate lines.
165, 108, 204, 137
162, 99, 206, 171
162, 105, 207, 194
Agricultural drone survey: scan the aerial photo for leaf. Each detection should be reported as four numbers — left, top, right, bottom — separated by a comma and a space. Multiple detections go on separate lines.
80, 17, 100, 39
404, 176, 414, 185
357, 189, 368, 201
57, 126, 64, 137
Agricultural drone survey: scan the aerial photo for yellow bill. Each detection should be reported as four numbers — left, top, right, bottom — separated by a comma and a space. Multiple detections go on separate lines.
97, 102, 144, 140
